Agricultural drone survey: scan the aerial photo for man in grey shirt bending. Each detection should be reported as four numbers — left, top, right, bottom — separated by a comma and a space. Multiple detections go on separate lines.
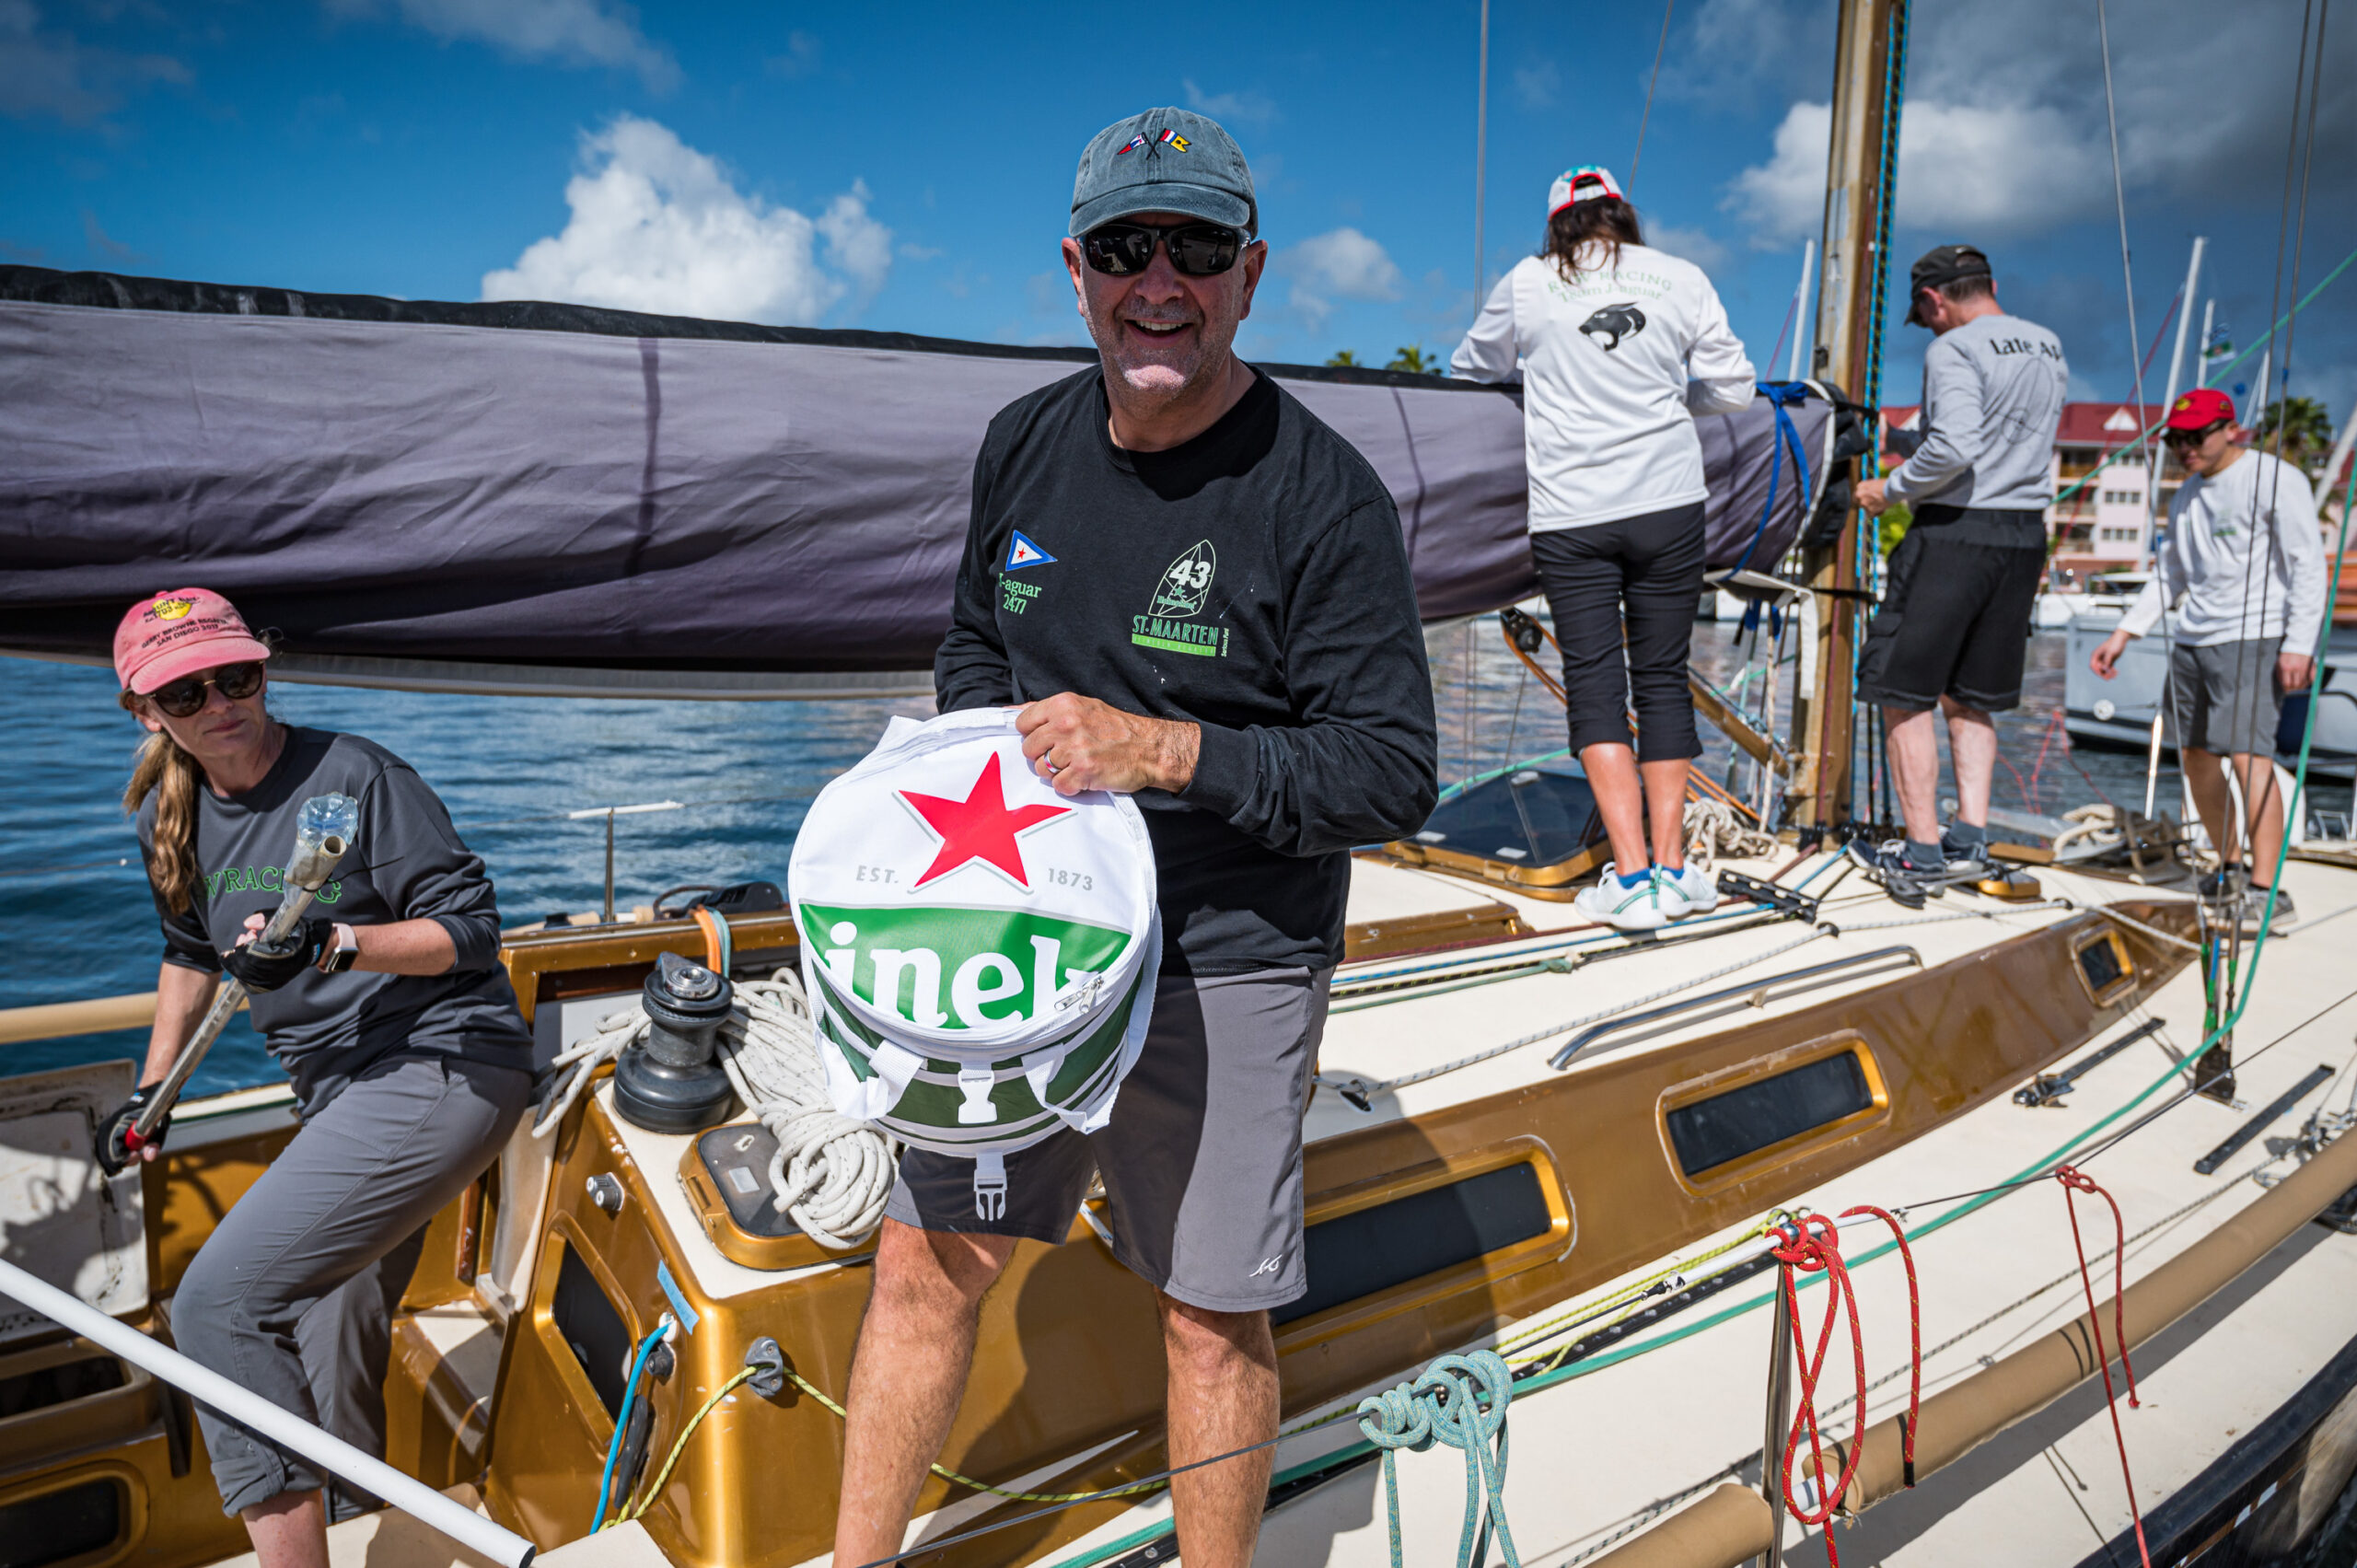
1852, 244, 2067, 897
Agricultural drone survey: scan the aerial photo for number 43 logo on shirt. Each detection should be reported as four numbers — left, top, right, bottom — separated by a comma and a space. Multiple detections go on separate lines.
1150, 540, 1216, 617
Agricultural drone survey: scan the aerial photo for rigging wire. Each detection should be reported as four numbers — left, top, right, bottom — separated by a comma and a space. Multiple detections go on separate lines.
1629, 0, 1676, 183
2096, 0, 2158, 539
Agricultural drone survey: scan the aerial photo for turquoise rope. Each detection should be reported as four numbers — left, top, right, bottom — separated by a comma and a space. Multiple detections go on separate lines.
592, 1327, 668, 1532
1355, 1350, 1520, 1568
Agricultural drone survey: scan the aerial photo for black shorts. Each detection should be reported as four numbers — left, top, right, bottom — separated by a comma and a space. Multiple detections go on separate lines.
1856, 506, 2046, 712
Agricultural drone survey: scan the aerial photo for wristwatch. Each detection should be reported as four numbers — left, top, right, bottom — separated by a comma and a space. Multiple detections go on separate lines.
320, 923, 360, 974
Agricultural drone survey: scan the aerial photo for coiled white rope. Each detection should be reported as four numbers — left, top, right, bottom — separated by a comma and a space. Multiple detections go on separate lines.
1683, 797, 1777, 869
532, 967, 898, 1250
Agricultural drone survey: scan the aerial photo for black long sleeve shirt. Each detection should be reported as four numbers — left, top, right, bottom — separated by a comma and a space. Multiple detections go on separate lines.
935, 367, 1438, 975
143, 726, 533, 1112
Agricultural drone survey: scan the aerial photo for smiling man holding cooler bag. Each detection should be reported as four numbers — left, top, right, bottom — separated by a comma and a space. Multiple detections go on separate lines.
828, 108, 1438, 1568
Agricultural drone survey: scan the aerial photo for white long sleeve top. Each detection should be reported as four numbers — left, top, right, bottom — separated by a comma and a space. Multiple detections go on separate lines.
2119, 449, 2328, 652
1882, 312, 2068, 510
1451, 244, 1756, 531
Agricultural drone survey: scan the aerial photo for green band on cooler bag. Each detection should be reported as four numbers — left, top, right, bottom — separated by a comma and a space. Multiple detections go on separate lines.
791, 709, 1161, 1220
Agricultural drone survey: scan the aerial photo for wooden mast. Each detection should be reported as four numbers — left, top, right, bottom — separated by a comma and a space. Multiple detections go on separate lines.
1789, 0, 1906, 831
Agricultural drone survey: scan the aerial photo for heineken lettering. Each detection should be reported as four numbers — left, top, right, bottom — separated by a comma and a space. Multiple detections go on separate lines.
802, 903, 1125, 1031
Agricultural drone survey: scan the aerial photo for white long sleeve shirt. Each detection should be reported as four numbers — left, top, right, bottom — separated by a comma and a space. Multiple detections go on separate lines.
2120, 449, 2328, 651
1451, 244, 1756, 530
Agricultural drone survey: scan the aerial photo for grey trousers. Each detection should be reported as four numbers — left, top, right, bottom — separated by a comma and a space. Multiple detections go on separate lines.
172, 1052, 529, 1516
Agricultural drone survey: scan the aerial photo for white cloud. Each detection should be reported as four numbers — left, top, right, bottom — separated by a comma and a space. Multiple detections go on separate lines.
1512, 58, 1559, 110
1725, 98, 2111, 245
1182, 77, 1277, 127
328, 0, 678, 91
1279, 226, 1405, 331
482, 115, 890, 325
1646, 223, 1730, 273
1715, 0, 2354, 245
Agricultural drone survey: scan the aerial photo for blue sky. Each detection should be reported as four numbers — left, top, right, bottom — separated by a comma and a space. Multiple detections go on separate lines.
5, 0, 2351, 425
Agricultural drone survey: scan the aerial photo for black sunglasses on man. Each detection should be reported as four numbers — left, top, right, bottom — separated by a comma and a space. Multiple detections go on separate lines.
1082, 220, 1246, 278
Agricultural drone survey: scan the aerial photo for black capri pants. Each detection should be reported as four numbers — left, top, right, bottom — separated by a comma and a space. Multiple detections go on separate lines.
1529, 500, 1706, 763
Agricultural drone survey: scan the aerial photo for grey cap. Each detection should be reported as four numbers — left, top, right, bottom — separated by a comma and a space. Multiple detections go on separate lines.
1070, 108, 1258, 238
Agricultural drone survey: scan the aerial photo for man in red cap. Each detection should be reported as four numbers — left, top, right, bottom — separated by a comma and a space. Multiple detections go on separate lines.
2092, 388, 2328, 928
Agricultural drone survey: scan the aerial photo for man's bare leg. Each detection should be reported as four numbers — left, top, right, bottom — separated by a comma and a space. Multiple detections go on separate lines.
2232, 751, 2288, 887
833, 1221, 1017, 1565
1938, 697, 1997, 831
1160, 1295, 1280, 1568
1642, 758, 1690, 871
1883, 706, 1943, 844
2182, 748, 2240, 875
241, 1491, 328, 1568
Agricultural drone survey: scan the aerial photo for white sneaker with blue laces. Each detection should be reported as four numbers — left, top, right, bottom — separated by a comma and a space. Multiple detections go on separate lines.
1656, 864, 1720, 919
1574, 864, 1668, 932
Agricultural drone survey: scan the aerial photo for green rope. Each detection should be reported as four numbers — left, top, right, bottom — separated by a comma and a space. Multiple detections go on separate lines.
1355, 1351, 1520, 1568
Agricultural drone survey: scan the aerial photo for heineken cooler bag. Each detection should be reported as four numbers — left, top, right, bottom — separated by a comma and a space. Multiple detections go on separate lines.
790, 708, 1160, 1218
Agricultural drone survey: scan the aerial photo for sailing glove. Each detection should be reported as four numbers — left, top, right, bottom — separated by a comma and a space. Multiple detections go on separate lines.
95, 1086, 170, 1176
222, 916, 335, 993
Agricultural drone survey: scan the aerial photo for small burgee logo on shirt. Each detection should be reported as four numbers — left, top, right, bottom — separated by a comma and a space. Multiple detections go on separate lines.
1004, 530, 1056, 571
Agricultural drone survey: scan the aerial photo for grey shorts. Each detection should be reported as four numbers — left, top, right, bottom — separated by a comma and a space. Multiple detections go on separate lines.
2170, 637, 2284, 756
884, 966, 1331, 1313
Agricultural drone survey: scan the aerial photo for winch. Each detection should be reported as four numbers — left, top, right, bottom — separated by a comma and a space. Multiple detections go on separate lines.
612, 951, 737, 1132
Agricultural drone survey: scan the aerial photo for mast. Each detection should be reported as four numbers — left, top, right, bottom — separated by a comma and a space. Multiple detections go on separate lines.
2141, 236, 2206, 570
1788, 239, 1817, 383
1788, 0, 1909, 832
1473, 0, 1491, 302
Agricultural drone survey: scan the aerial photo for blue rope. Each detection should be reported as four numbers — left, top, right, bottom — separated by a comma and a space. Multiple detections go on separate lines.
1355, 1350, 1520, 1568
1731, 382, 1815, 578
593, 1326, 669, 1532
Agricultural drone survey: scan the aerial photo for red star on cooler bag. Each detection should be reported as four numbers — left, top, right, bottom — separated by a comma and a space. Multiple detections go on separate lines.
898, 753, 1072, 889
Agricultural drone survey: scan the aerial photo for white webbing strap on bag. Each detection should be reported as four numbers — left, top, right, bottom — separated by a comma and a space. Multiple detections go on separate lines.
791, 709, 1160, 1217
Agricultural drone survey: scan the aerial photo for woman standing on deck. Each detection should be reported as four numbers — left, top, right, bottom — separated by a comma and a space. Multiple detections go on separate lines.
98, 587, 535, 1566
1453, 167, 1756, 932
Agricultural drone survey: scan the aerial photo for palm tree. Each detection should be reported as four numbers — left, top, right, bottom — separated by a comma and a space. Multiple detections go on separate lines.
1324, 349, 1361, 368
2256, 397, 2335, 473
1386, 344, 1439, 374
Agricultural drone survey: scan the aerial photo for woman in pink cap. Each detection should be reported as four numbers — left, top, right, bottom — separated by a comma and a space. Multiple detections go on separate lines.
105, 587, 534, 1564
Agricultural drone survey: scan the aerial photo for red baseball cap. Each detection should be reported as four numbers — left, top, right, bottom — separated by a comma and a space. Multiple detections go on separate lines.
112, 588, 273, 694
2165, 387, 2236, 432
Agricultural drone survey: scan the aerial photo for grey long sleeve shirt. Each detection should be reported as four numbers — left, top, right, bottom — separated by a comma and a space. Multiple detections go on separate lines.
1885, 312, 2069, 511
144, 726, 533, 1112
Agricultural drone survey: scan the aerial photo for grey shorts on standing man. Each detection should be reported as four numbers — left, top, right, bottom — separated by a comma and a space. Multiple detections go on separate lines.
887, 967, 1331, 1312
2170, 637, 2284, 756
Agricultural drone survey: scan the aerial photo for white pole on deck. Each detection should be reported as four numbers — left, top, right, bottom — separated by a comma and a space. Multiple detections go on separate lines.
2316, 395, 2357, 513
2140, 236, 2205, 571
2197, 298, 2218, 387
1789, 239, 1817, 383
0, 1257, 537, 1566
2246, 348, 2272, 426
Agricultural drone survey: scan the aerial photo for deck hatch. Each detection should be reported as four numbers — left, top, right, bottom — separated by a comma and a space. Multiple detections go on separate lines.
1274, 1161, 1551, 1326
2074, 927, 2135, 1004
0, 1474, 124, 1566
0, 1353, 123, 1420
552, 1243, 632, 1418
1665, 1051, 1875, 1178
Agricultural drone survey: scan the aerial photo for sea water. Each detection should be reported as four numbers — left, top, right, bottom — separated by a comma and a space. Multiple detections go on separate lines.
5, 629, 2338, 1098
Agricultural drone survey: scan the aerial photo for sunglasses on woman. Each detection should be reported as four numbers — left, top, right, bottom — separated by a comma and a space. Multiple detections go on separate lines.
150, 661, 265, 717
1082, 220, 1246, 278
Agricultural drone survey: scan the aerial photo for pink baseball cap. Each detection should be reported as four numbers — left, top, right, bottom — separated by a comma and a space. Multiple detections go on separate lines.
113, 587, 273, 694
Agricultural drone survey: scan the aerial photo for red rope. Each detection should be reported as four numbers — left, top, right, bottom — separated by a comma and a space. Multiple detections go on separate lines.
1840, 1205, 1922, 1483
1770, 1216, 1867, 1565
2055, 1164, 2153, 1568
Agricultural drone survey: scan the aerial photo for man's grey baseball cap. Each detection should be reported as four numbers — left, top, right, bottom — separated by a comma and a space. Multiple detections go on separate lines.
1071, 108, 1258, 238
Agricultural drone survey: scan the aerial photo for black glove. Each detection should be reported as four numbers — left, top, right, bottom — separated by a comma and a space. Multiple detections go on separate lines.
96, 1086, 170, 1176
221, 916, 334, 993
